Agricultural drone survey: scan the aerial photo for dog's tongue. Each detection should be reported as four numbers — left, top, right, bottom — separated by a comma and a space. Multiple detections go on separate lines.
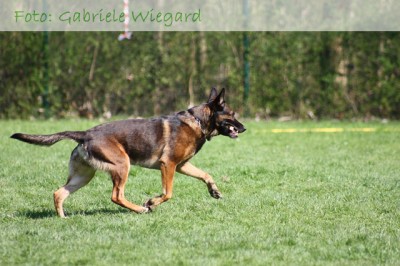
230, 132, 238, 138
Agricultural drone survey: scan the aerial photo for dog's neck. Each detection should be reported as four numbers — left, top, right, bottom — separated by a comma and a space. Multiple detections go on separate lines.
186, 108, 216, 140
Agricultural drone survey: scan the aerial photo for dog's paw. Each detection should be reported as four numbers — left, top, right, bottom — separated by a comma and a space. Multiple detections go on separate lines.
207, 182, 222, 199
143, 198, 159, 212
144, 199, 153, 208
209, 189, 223, 199
140, 206, 152, 214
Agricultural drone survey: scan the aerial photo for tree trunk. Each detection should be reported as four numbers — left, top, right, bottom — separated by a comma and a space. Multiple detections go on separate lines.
188, 34, 196, 108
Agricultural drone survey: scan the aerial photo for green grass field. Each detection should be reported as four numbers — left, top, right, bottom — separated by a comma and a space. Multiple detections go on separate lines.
1, 120, 399, 265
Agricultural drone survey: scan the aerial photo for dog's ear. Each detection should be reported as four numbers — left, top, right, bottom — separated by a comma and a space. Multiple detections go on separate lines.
207, 88, 218, 103
208, 88, 225, 111
217, 88, 225, 106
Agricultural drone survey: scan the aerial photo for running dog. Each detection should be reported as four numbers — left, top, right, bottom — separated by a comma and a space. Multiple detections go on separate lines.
11, 88, 245, 217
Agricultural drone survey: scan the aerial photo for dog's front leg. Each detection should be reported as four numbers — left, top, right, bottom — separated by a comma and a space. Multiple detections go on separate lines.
177, 162, 222, 199
145, 162, 176, 211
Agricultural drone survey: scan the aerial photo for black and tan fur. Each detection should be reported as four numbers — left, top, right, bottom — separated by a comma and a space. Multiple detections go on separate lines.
11, 88, 245, 217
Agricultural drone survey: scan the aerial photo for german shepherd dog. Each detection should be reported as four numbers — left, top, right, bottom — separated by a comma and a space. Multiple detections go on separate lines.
11, 88, 245, 217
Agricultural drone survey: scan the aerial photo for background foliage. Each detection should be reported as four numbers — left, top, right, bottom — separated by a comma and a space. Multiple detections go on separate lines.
1, 32, 399, 119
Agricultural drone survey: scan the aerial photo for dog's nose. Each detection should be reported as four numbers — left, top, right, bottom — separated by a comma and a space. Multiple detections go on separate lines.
239, 127, 246, 133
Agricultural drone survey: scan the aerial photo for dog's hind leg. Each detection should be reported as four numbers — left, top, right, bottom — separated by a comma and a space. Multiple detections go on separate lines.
106, 149, 149, 214
80, 140, 148, 214
54, 148, 96, 218
177, 162, 222, 199
144, 162, 177, 210
109, 162, 149, 214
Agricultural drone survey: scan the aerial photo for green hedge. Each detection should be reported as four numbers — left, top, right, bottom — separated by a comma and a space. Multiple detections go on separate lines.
1, 32, 399, 119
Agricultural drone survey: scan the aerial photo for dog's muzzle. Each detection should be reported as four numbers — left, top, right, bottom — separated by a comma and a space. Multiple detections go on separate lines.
220, 120, 246, 138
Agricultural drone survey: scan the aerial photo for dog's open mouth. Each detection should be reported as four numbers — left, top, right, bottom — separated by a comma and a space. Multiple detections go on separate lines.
228, 125, 239, 138
219, 119, 245, 139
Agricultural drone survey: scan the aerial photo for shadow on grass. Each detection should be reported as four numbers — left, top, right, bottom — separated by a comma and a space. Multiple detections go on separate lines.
19, 208, 130, 219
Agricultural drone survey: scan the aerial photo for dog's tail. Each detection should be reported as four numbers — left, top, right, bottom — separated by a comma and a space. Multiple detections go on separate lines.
10, 131, 86, 146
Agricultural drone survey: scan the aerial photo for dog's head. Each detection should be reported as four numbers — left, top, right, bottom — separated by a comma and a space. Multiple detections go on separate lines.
207, 88, 246, 139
